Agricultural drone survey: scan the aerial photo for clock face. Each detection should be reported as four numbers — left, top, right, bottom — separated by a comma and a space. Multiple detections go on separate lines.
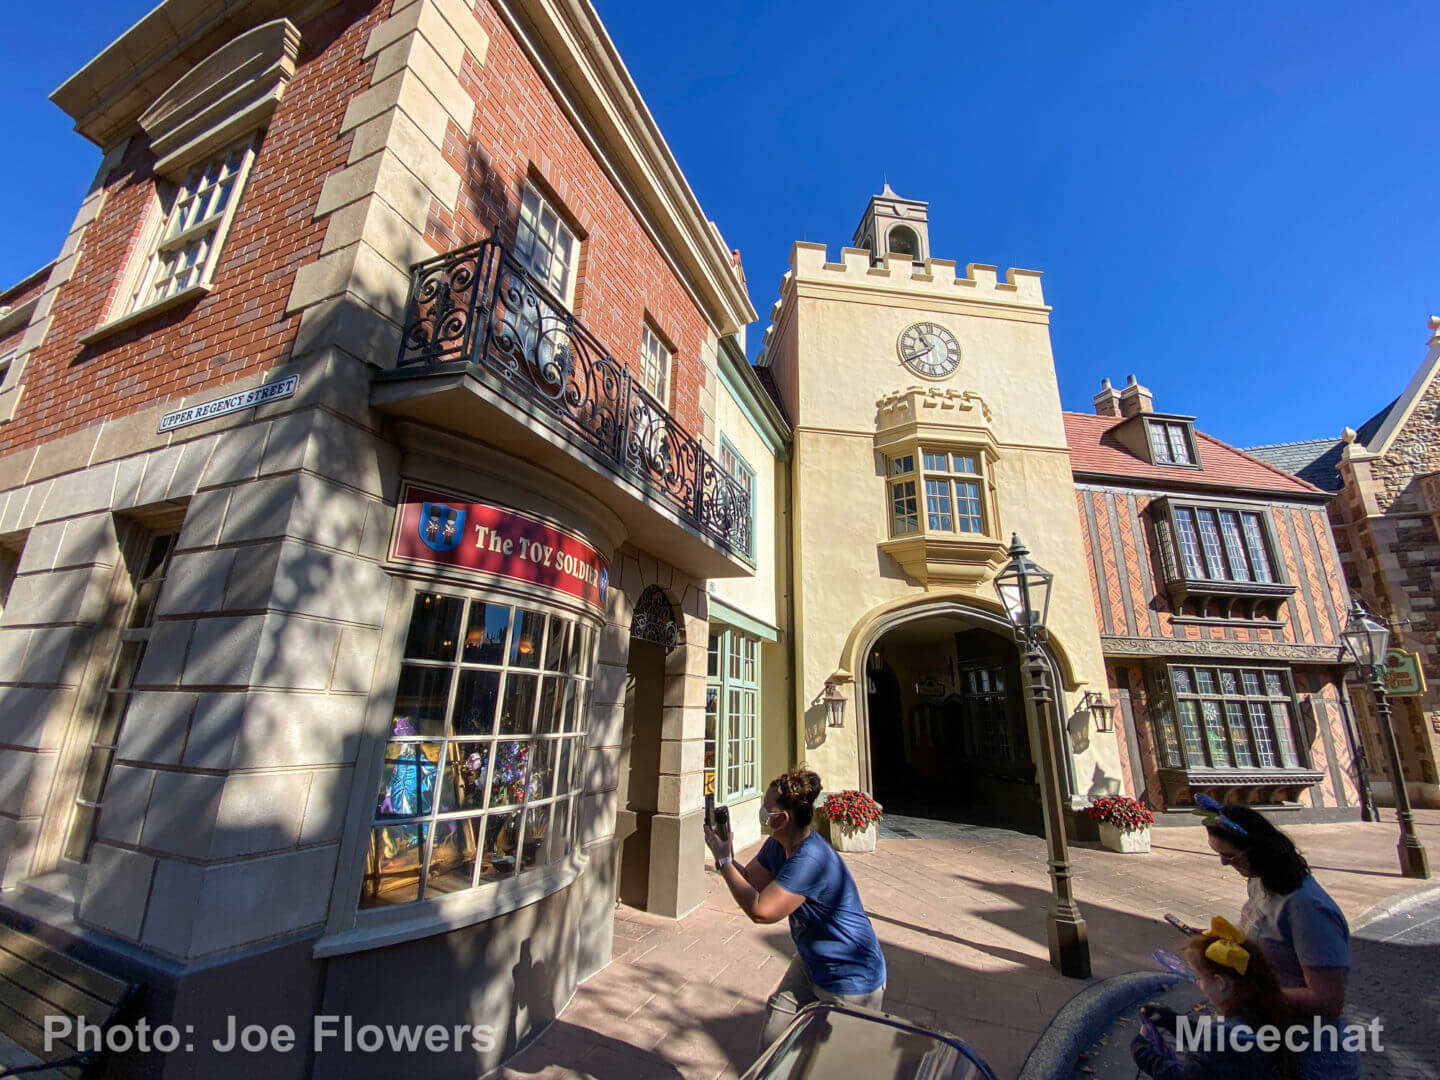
897, 322, 961, 379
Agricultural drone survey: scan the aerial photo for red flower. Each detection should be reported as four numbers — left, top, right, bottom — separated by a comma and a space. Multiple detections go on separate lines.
1086, 795, 1153, 833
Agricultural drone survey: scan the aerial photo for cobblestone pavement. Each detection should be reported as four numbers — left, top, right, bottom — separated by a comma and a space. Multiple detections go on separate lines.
1348, 890, 1440, 1080
496, 810, 1440, 1080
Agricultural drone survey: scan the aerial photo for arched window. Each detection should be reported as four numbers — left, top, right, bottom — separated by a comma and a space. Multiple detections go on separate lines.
887, 225, 920, 261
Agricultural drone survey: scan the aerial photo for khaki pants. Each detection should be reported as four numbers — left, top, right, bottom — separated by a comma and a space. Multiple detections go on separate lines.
758, 957, 886, 1053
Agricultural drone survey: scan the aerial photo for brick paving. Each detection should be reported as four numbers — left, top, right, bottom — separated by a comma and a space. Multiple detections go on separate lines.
495, 810, 1440, 1080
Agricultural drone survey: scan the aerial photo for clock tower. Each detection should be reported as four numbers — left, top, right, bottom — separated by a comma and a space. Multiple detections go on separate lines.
852, 182, 930, 264
755, 191, 1117, 833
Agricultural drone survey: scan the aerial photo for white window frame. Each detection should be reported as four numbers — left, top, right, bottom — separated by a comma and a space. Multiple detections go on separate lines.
515, 184, 579, 307
126, 135, 260, 316
705, 626, 760, 805
887, 447, 992, 539
639, 322, 672, 405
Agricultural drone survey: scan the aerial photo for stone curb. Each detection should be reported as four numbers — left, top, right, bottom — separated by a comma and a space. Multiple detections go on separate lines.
1017, 972, 1180, 1080
1354, 882, 1440, 932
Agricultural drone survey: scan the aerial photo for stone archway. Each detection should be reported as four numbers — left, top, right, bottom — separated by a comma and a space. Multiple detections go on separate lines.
846, 597, 1078, 805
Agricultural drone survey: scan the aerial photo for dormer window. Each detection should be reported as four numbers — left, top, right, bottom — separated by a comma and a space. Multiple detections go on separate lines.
1147, 419, 1197, 466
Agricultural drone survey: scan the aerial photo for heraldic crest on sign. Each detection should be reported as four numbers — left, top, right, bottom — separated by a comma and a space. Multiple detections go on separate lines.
419, 502, 466, 553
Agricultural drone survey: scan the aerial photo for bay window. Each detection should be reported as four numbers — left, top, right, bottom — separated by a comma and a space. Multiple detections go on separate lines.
887, 448, 991, 538
359, 590, 595, 910
1155, 664, 1308, 772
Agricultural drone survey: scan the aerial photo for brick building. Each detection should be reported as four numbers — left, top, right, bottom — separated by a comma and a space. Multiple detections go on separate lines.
1067, 376, 1364, 820
0, 1, 764, 1076
1248, 316, 1440, 809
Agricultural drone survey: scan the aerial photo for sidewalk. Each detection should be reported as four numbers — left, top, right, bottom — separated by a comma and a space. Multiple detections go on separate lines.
497, 810, 1440, 1080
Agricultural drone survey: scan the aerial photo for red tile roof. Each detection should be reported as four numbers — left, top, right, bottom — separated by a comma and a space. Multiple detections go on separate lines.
1062, 412, 1325, 497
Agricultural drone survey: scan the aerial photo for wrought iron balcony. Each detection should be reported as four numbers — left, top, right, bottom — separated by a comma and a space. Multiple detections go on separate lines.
389, 239, 752, 562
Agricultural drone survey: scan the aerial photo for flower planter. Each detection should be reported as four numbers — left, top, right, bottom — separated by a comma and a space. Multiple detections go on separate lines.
825, 819, 877, 853
1098, 822, 1151, 854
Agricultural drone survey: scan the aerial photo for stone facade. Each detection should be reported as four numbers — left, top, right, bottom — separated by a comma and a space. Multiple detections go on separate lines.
1248, 318, 1440, 809
0, 1, 755, 1076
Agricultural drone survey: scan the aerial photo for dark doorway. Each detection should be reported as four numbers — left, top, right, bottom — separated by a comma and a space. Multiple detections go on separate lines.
867, 621, 1043, 833
616, 639, 664, 907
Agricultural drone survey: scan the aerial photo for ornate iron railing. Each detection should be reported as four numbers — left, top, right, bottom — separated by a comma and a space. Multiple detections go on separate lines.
395, 239, 753, 560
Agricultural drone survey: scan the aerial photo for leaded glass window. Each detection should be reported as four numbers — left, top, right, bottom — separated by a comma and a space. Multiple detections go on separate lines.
890, 448, 988, 538
1147, 420, 1196, 465
1163, 664, 1306, 771
1171, 506, 1279, 584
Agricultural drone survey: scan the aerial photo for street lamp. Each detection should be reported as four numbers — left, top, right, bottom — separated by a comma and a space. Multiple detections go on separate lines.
1341, 599, 1430, 879
994, 533, 1092, 978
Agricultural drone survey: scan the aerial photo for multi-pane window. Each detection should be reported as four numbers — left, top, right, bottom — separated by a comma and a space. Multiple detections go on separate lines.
359, 591, 595, 910
1147, 420, 1196, 465
1171, 506, 1276, 583
66, 531, 178, 863
1158, 664, 1306, 771
515, 185, 578, 302
639, 324, 671, 404
888, 450, 986, 537
718, 439, 756, 556
705, 627, 759, 803
131, 139, 257, 311
959, 663, 1012, 761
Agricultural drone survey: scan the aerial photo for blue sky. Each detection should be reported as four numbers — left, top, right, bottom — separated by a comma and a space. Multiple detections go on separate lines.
3, 1, 1437, 447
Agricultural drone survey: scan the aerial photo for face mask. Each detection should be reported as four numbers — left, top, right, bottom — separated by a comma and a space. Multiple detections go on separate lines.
759, 805, 776, 829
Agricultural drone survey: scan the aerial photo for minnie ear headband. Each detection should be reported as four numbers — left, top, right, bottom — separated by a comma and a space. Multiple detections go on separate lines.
1192, 792, 1249, 837
1200, 916, 1251, 976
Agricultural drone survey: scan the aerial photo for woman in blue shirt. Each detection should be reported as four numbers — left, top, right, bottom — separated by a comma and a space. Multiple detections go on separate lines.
703, 766, 887, 1052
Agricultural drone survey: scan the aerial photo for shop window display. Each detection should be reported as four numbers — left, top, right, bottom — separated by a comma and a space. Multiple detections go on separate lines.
360, 591, 596, 909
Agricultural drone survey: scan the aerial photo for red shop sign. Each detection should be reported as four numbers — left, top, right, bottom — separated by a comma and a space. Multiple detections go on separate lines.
390, 483, 608, 609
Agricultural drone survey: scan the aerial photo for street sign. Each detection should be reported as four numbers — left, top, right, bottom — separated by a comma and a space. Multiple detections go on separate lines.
1383, 649, 1427, 696
157, 374, 298, 432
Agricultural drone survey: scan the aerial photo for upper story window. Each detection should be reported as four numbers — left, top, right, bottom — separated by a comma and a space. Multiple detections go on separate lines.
888, 449, 989, 538
129, 139, 258, 312
86, 18, 301, 336
1172, 506, 1275, 584
0, 348, 15, 390
718, 438, 756, 556
639, 323, 671, 404
1146, 419, 1198, 466
516, 185, 579, 304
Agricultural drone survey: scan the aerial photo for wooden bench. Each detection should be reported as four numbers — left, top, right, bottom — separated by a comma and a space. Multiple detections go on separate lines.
0, 924, 139, 1079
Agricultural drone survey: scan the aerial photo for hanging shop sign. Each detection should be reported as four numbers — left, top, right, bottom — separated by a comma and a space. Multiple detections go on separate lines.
390, 483, 608, 609
157, 374, 299, 432
1383, 649, 1427, 697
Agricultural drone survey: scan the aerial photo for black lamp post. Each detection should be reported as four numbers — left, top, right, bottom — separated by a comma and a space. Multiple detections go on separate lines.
1340, 600, 1430, 879
994, 533, 1092, 978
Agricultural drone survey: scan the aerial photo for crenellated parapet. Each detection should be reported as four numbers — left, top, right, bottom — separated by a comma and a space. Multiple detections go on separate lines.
757, 241, 1047, 365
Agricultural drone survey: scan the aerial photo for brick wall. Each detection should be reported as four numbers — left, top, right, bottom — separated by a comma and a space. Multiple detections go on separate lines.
422, 0, 711, 434
0, 271, 50, 358
0, 0, 385, 458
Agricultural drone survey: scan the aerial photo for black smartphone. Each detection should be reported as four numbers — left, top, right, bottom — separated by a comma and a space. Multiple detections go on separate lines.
714, 805, 730, 844
705, 793, 716, 831
1165, 913, 1202, 935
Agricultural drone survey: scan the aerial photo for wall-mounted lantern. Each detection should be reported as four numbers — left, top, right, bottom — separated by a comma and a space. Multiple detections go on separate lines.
1082, 690, 1117, 734
816, 681, 848, 728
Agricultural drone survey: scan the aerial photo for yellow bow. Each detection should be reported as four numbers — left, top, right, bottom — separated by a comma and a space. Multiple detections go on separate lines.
1202, 916, 1249, 975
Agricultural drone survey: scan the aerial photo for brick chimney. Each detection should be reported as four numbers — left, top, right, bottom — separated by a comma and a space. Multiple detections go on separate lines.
1118, 374, 1154, 418
1093, 378, 1122, 417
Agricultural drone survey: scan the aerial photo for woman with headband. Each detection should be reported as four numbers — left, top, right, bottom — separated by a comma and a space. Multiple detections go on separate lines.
1199, 796, 1358, 1078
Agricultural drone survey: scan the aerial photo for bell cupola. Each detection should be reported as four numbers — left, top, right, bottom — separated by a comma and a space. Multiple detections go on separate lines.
852, 183, 930, 265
